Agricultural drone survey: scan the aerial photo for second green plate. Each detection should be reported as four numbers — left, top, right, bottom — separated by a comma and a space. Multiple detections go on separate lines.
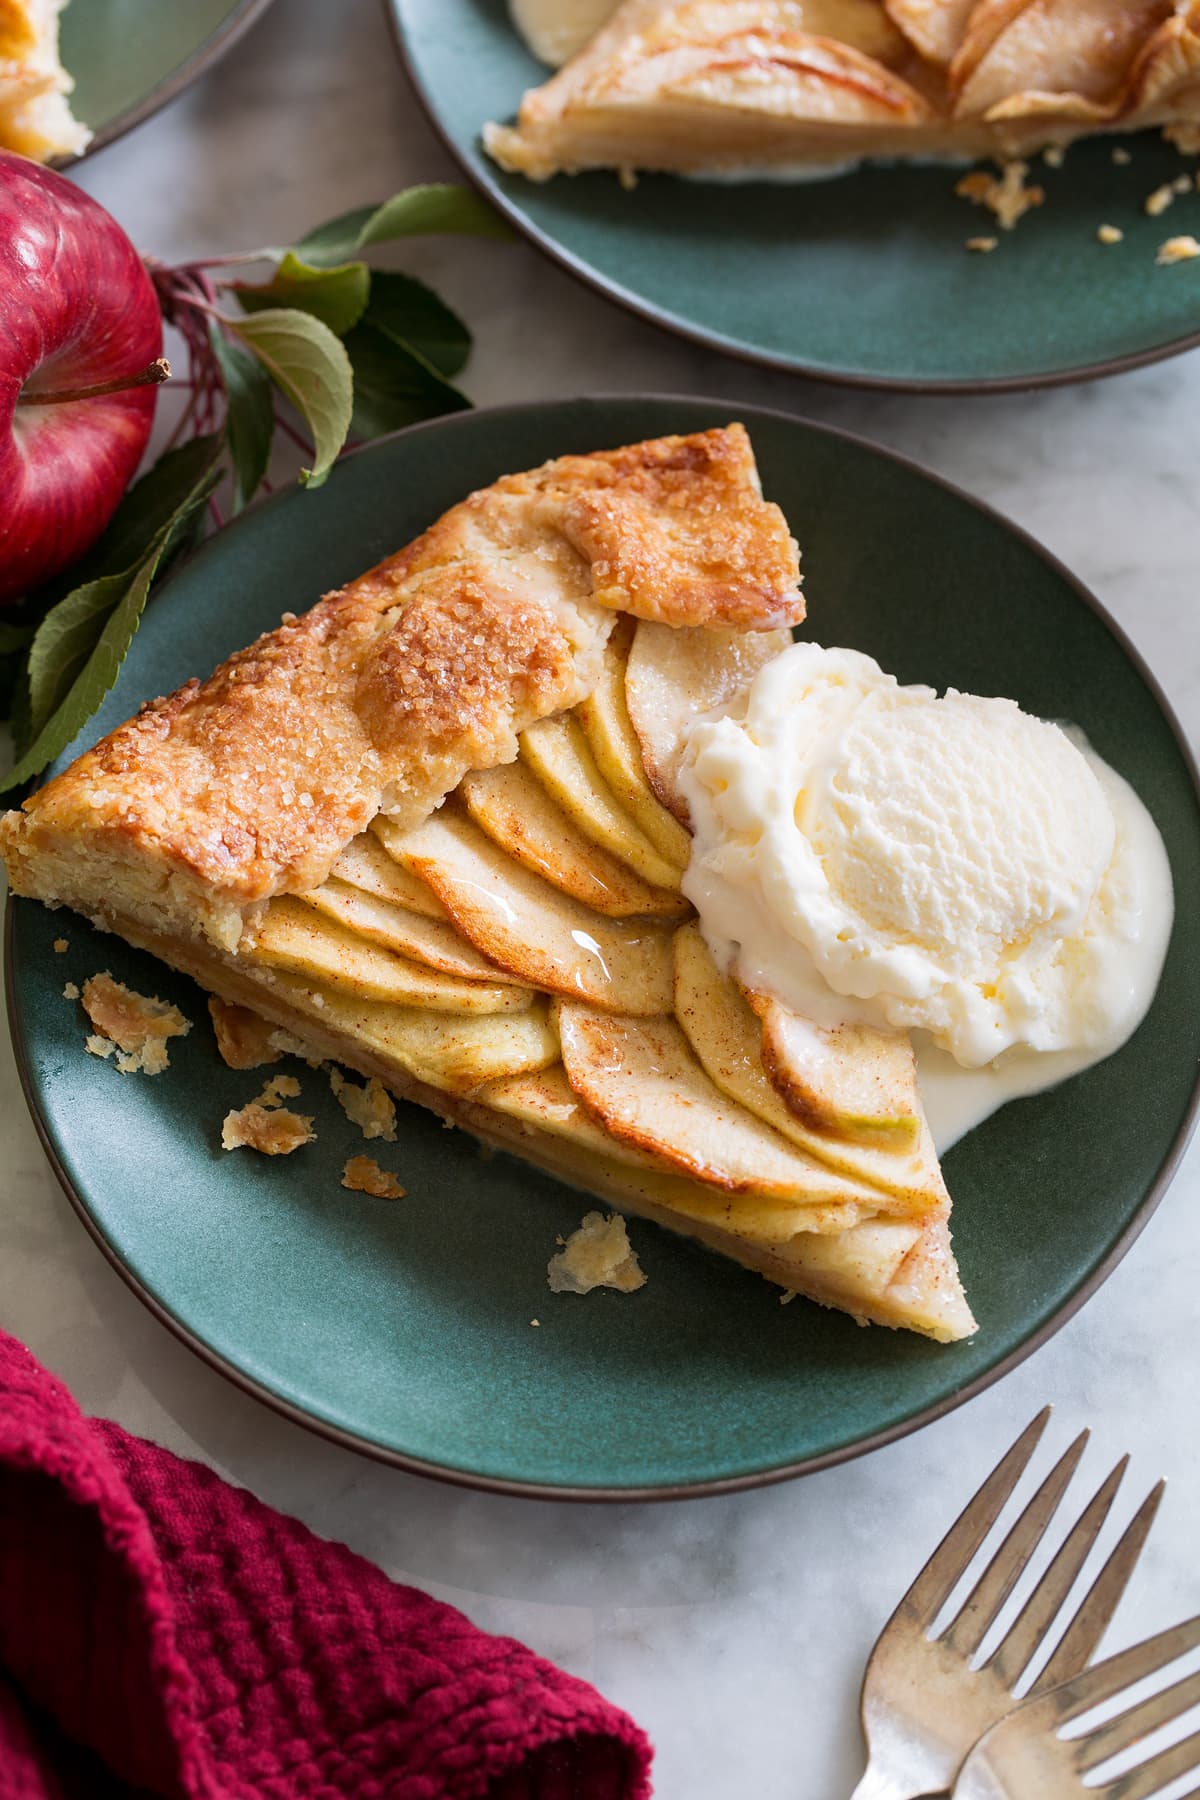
392, 0, 1200, 391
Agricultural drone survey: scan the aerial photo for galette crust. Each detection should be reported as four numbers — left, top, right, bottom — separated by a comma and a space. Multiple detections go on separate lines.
0, 426, 802, 948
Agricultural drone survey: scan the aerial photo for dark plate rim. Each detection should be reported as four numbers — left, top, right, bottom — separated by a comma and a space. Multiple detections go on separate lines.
385, 0, 1200, 397
53, 0, 277, 169
7, 393, 1200, 1502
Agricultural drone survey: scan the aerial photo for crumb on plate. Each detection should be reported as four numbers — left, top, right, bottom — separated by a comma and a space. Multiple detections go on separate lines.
1157, 234, 1200, 265
253, 1073, 301, 1108
81, 973, 190, 1075
53, 938, 68, 953
330, 1067, 397, 1141
547, 1212, 646, 1297
341, 1154, 405, 1199
63, 981, 79, 1000
1145, 182, 1176, 216
221, 1102, 314, 1155
779, 1289, 798, 1306
208, 996, 283, 1070
956, 160, 1044, 231
1112, 145, 1132, 165
1097, 224, 1124, 244
1043, 144, 1065, 168
966, 236, 998, 253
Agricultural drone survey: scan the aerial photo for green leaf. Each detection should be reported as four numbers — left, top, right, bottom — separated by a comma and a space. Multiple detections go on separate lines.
210, 327, 274, 512
3, 443, 222, 786
0, 622, 34, 656
363, 270, 471, 379
357, 184, 513, 247
64, 435, 225, 590
228, 307, 353, 489
344, 320, 470, 441
291, 183, 512, 268
2, 553, 160, 793
232, 251, 370, 337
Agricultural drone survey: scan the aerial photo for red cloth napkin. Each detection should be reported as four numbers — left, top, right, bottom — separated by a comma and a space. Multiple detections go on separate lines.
0, 1328, 653, 1800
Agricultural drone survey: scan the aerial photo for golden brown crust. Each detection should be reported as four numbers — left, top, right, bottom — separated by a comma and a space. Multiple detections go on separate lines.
0, 427, 802, 943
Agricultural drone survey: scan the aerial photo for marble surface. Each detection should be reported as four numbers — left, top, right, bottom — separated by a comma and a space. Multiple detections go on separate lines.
5, 1, 1199, 1793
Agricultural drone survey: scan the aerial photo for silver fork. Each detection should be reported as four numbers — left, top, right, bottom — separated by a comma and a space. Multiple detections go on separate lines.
851, 1409, 1165, 1800
952, 1613, 1200, 1798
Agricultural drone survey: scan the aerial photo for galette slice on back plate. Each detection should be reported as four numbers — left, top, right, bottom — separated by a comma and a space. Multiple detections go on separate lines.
0, 424, 975, 1343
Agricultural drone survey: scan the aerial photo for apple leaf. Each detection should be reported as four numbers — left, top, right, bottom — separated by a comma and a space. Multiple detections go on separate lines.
362, 270, 471, 379
227, 307, 352, 488
62, 435, 226, 591
0, 623, 34, 655
4, 443, 222, 787
209, 328, 274, 512
291, 183, 512, 268
344, 321, 470, 440
232, 251, 370, 337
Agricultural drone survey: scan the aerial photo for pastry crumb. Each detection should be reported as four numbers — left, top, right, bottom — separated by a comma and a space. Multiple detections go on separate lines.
1042, 145, 1065, 168
530, 1318, 540, 1327
341, 1154, 405, 1199
1097, 224, 1124, 244
330, 1067, 397, 1141
1157, 234, 1200, 265
253, 1073, 302, 1108
956, 160, 1044, 232
1166, 123, 1200, 155
966, 236, 998, 253
1112, 145, 1132, 165
53, 938, 68, 953
81, 973, 190, 1075
222, 1102, 314, 1155
779, 1289, 798, 1306
63, 981, 79, 1000
1145, 182, 1176, 216
548, 1212, 646, 1296
208, 997, 283, 1069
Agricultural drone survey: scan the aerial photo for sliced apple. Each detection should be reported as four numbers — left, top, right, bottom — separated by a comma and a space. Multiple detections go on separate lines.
672, 922, 946, 1217
299, 880, 526, 983
459, 759, 687, 919
884, 0, 977, 65
576, 619, 692, 869
246, 897, 533, 1014
556, 999, 884, 1211
745, 987, 922, 1151
952, 0, 1162, 116
335, 830, 447, 920
389, 804, 675, 1015
624, 621, 792, 822
1126, 8, 1200, 113
519, 713, 683, 890
480, 1064, 866, 1237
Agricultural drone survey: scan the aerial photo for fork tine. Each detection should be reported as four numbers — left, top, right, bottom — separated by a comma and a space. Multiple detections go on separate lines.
1031, 1481, 1166, 1693
941, 1429, 1089, 1660
988, 1454, 1128, 1688
1041, 1616, 1200, 1725
1103, 1723, 1200, 1800
1079, 1666, 1200, 1773
898, 1408, 1051, 1629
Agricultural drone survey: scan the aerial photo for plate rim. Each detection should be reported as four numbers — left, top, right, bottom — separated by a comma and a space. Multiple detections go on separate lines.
385, 0, 1200, 396
53, 0, 277, 170
8, 392, 1200, 1501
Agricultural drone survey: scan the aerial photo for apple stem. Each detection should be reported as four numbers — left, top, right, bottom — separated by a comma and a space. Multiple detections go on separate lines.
17, 357, 172, 408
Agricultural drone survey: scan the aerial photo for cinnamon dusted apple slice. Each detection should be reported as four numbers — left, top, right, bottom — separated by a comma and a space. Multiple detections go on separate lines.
519, 714, 684, 890
484, 1, 933, 182
336, 831, 448, 920
950, 0, 1166, 119
298, 881, 528, 983
672, 922, 947, 1216
744, 986, 923, 1151
624, 620, 792, 823
576, 619, 692, 870
556, 999, 878, 1208
459, 760, 687, 919
247, 898, 534, 1014
388, 805, 676, 1015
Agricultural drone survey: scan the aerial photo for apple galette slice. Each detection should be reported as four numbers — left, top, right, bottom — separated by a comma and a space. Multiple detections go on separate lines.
0, 425, 975, 1342
485, 0, 1200, 181
0, 0, 90, 161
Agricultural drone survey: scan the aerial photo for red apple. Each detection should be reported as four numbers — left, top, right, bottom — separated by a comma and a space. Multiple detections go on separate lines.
0, 152, 165, 604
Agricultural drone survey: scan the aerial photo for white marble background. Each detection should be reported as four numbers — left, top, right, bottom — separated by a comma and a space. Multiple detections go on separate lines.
4, 1, 1199, 1794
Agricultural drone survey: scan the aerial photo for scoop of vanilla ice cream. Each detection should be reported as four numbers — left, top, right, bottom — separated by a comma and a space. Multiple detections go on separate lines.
681, 643, 1165, 1069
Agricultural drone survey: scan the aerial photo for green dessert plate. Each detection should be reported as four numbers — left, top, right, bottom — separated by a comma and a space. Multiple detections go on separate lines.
56, 0, 275, 166
7, 398, 1199, 1498
390, 0, 1200, 391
